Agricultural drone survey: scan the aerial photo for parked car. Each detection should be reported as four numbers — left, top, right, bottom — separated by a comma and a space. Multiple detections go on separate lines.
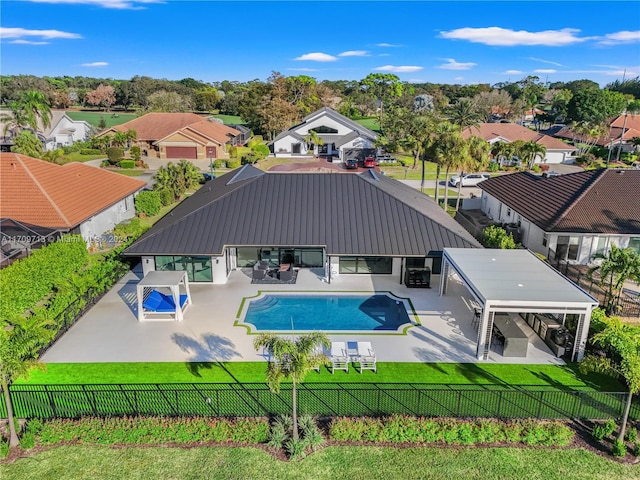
448, 173, 490, 187
345, 159, 359, 169
363, 156, 376, 168
200, 172, 215, 184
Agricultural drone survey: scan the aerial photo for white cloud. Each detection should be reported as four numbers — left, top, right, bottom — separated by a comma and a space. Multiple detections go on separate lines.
503, 70, 524, 75
338, 50, 369, 57
294, 52, 338, 62
81, 61, 109, 67
440, 27, 588, 46
527, 57, 563, 67
374, 65, 423, 73
27, 0, 163, 9
598, 30, 640, 45
376, 43, 401, 47
10, 39, 49, 45
0, 27, 82, 40
534, 69, 557, 74
436, 58, 477, 70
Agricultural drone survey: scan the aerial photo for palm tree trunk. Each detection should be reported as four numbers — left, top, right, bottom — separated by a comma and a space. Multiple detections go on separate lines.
443, 167, 450, 211
618, 389, 633, 443
455, 170, 464, 212
292, 380, 299, 441
434, 164, 441, 204
2, 375, 19, 448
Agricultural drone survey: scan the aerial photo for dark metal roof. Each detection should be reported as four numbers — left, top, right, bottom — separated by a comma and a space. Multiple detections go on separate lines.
124, 165, 480, 257
479, 169, 640, 233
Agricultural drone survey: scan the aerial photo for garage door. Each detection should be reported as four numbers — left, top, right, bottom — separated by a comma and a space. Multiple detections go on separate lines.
166, 146, 197, 159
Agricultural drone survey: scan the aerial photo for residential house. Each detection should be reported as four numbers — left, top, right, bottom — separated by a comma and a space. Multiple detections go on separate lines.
98, 113, 240, 160
476, 169, 640, 264
0, 110, 93, 152
0, 153, 145, 260
227, 124, 251, 146
269, 107, 378, 162
462, 123, 578, 164
554, 113, 640, 152
123, 165, 480, 284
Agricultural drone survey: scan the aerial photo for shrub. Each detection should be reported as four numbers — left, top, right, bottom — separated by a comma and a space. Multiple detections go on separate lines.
603, 419, 617, 436
241, 152, 260, 164
228, 145, 238, 159
611, 438, 626, 457
158, 188, 174, 207
592, 424, 608, 441
284, 438, 307, 460
488, 161, 500, 172
251, 143, 270, 159
106, 147, 124, 164
0, 439, 8, 458
227, 158, 241, 169
482, 225, 517, 249
247, 136, 263, 148
626, 427, 638, 443
135, 190, 162, 217
633, 442, 640, 457
213, 159, 226, 168
130, 145, 141, 162
100, 160, 111, 168
531, 164, 541, 173
80, 148, 102, 155
118, 160, 135, 169
113, 218, 149, 240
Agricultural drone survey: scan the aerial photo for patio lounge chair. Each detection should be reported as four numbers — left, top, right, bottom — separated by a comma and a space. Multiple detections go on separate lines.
252, 261, 269, 280
278, 264, 293, 281
330, 341, 349, 373
356, 341, 377, 373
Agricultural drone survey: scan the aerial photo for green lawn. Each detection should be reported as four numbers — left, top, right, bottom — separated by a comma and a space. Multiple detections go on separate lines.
110, 169, 146, 176
209, 114, 246, 125
2, 445, 638, 480
380, 162, 439, 180
353, 117, 381, 132
18, 362, 622, 391
66, 111, 137, 128
58, 152, 106, 163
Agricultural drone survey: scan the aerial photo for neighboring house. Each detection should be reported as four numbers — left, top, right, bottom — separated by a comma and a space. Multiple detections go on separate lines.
477, 169, 640, 264
554, 113, 640, 152
227, 124, 251, 146
98, 113, 240, 160
123, 165, 480, 284
269, 107, 378, 162
0, 153, 145, 256
462, 123, 578, 164
0, 110, 93, 152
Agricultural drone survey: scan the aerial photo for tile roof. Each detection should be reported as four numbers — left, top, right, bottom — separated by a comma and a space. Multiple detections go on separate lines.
462, 123, 577, 151
0, 153, 146, 229
479, 169, 640, 233
124, 165, 480, 256
183, 120, 239, 145
106, 112, 207, 140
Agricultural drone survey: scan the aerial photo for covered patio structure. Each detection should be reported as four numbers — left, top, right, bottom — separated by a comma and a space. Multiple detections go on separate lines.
440, 248, 599, 361
137, 271, 192, 322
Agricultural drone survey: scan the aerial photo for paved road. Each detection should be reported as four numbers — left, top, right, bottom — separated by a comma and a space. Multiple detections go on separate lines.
399, 179, 483, 198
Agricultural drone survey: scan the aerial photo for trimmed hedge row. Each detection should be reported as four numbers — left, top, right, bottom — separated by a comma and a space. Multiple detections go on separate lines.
0, 236, 88, 319
329, 416, 575, 447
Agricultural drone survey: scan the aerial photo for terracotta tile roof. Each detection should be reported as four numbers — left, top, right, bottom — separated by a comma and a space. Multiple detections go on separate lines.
1, 153, 145, 229
181, 120, 239, 145
462, 123, 577, 150
611, 113, 640, 131
479, 169, 640, 234
106, 112, 206, 140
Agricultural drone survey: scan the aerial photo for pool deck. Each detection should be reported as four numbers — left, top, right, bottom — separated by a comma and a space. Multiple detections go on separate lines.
42, 265, 565, 365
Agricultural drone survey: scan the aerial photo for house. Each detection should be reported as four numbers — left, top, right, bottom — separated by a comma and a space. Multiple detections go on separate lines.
0, 110, 93, 152
227, 124, 251, 146
554, 113, 640, 152
462, 123, 578, 164
476, 169, 640, 264
269, 107, 378, 162
0, 153, 145, 259
123, 165, 480, 284
98, 113, 240, 160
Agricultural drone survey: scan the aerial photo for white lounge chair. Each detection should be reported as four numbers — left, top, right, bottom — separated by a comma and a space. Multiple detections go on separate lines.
356, 341, 377, 373
330, 341, 349, 373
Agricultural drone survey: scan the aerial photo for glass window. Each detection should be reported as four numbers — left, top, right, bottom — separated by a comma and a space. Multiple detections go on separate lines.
155, 256, 174, 271
339, 257, 357, 274
568, 237, 580, 261
406, 257, 425, 269
595, 237, 608, 255
630, 237, 640, 255
299, 248, 323, 267
237, 248, 258, 267
154, 255, 213, 282
192, 256, 212, 282
339, 257, 392, 274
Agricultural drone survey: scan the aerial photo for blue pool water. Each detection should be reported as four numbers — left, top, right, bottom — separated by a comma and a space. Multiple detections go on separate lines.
243, 294, 412, 331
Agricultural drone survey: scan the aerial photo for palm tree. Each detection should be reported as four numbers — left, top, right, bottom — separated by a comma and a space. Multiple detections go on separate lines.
253, 332, 329, 440
490, 141, 516, 168
454, 136, 490, 212
303, 130, 324, 157
448, 97, 482, 129
0, 315, 54, 448
521, 141, 547, 169
20, 90, 52, 132
587, 246, 640, 315
428, 122, 466, 210
177, 159, 202, 191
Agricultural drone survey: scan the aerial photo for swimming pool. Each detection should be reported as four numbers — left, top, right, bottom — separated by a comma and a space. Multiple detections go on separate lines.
241, 293, 416, 332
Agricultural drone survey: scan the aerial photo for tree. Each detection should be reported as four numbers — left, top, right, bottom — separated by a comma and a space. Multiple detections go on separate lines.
303, 130, 324, 156
521, 141, 547, 169
11, 130, 43, 158
455, 136, 490, 211
194, 87, 221, 112
580, 311, 640, 444
587, 246, 640, 315
1, 90, 52, 134
448, 97, 482, 129
253, 332, 329, 440
426, 121, 466, 209
146, 90, 192, 113
1, 315, 54, 448
482, 225, 517, 249
85, 84, 116, 111
360, 73, 403, 125
473, 89, 513, 122
154, 160, 201, 201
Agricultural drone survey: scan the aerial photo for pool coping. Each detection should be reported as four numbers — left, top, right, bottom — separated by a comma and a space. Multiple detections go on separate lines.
234, 290, 420, 335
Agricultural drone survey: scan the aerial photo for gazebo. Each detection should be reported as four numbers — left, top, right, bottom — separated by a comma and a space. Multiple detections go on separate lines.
136, 271, 192, 322
439, 248, 599, 361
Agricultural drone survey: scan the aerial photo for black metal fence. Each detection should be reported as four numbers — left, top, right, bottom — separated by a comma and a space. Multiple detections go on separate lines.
4, 383, 639, 421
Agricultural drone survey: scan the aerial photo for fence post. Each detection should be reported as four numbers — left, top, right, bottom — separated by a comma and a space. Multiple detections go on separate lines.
536, 391, 544, 418
45, 385, 57, 417
497, 391, 503, 418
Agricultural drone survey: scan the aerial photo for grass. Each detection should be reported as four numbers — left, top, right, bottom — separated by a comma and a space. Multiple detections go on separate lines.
110, 169, 145, 176
380, 162, 439, 180
2, 445, 639, 480
353, 117, 381, 132
210, 114, 246, 125
66, 111, 136, 128
58, 152, 105, 163
18, 362, 623, 391
138, 202, 181, 228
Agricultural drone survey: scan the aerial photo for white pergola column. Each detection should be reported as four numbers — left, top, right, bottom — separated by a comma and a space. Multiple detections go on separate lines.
572, 307, 593, 361
476, 308, 494, 361
439, 258, 451, 296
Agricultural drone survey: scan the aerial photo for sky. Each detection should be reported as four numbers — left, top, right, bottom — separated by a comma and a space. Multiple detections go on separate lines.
1, 0, 639, 86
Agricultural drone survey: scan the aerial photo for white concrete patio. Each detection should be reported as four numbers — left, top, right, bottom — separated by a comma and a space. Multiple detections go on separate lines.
42, 265, 564, 365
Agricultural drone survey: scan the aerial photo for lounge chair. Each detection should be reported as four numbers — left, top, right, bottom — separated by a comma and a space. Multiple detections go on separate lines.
278, 264, 293, 281
252, 261, 269, 280
356, 341, 377, 373
330, 341, 348, 373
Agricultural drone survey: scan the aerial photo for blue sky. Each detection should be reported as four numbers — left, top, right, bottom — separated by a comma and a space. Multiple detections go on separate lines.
1, 0, 639, 86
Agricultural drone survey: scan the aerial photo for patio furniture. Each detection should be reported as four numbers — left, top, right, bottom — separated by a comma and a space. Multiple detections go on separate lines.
330, 341, 349, 373
312, 344, 325, 372
137, 271, 192, 322
355, 341, 377, 373
492, 313, 528, 357
252, 261, 269, 280
278, 264, 293, 281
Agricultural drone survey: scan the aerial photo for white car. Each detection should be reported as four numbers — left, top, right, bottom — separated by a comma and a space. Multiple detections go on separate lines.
448, 173, 490, 187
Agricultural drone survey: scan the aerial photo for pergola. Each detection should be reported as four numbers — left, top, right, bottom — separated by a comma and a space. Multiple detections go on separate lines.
136, 271, 192, 322
439, 248, 599, 361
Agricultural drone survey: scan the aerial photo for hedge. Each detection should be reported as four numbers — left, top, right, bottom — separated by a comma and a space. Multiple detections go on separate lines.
135, 190, 162, 216
118, 160, 135, 169
106, 147, 124, 164
80, 148, 102, 155
0, 236, 88, 319
157, 188, 174, 207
